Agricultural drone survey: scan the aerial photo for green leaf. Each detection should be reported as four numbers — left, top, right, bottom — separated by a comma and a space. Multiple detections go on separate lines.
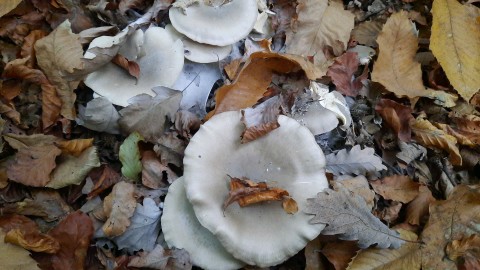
120, 132, 144, 181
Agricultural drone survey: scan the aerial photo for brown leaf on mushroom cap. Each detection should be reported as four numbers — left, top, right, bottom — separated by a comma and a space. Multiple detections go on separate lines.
327, 52, 368, 97
446, 234, 480, 270
370, 175, 420, 203
375, 99, 414, 142
241, 97, 281, 143
111, 53, 140, 80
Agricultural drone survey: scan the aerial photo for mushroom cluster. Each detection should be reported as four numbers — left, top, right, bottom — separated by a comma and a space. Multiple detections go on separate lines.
161, 111, 329, 269
168, 0, 258, 63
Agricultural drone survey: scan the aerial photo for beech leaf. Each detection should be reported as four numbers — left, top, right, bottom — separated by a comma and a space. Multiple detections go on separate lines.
370, 175, 420, 203
325, 145, 387, 176
406, 185, 436, 225
375, 99, 414, 142
0, 0, 22, 18
305, 187, 404, 249
55, 138, 94, 156
119, 131, 144, 181
0, 230, 41, 270
327, 52, 367, 97
102, 181, 136, 237
351, 20, 383, 47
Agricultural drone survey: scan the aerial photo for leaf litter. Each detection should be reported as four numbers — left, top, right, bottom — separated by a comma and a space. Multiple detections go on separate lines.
0, 0, 479, 269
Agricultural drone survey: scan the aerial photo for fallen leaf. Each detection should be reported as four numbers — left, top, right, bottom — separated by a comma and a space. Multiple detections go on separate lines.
20, 30, 47, 66
375, 99, 414, 142
282, 197, 299, 214
325, 145, 387, 176
111, 53, 140, 79
410, 117, 462, 166
173, 110, 201, 139
446, 234, 480, 270
78, 26, 118, 44
305, 186, 404, 248
304, 236, 327, 270
421, 185, 480, 269
430, 0, 480, 102
7, 144, 62, 187
153, 132, 186, 168
102, 181, 136, 237
332, 175, 375, 209
119, 131, 144, 181
87, 165, 121, 199
0, 229, 40, 270
406, 185, 436, 225
47, 146, 101, 189
41, 83, 62, 129
351, 20, 383, 47
141, 150, 177, 189
347, 229, 421, 270
370, 175, 420, 203
76, 97, 120, 134
376, 201, 403, 223
119, 90, 182, 143
327, 52, 367, 97
55, 138, 94, 156
286, 0, 354, 70
240, 97, 281, 143
0, 0, 23, 17
35, 20, 83, 120
114, 198, 162, 253
396, 141, 427, 164
321, 240, 359, 270
3, 133, 59, 150
128, 245, 192, 270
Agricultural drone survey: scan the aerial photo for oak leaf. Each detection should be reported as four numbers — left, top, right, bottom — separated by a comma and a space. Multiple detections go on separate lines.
141, 150, 177, 189
286, 0, 354, 70
102, 181, 136, 237
327, 52, 368, 97
370, 175, 420, 203
375, 99, 414, 142
0, 229, 40, 270
305, 187, 404, 248
430, 0, 480, 102
7, 144, 62, 187
325, 145, 387, 175
410, 117, 462, 165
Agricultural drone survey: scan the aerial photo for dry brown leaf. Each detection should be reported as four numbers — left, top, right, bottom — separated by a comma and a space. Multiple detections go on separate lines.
102, 181, 137, 237
321, 240, 359, 270
286, 0, 354, 70
111, 53, 140, 80
0, 229, 41, 270
0, 0, 22, 17
128, 244, 192, 269
7, 144, 62, 187
20, 30, 47, 67
41, 83, 62, 129
351, 20, 383, 47
410, 117, 462, 165
370, 175, 420, 203
240, 97, 281, 143
304, 236, 327, 270
332, 176, 375, 210
327, 52, 368, 97
141, 150, 177, 189
421, 185, 480, 269
55, 138, 94, 156
87, 165, 121, 200
376, 201, 403, 224
35, 20, 83, 120
444, 116, 480, 146
0, 214, 59, 253
446, 234, 480, 270
430, 0, 480, 102
282, 198, 299, 214
375, 99, 414, 142
406, 185, 436, 225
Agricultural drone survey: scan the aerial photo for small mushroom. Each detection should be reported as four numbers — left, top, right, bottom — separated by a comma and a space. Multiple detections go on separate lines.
183, 111, 328, 267
165, 24, 232, 63
84, 26, 184, 107
169, 0, 258, 46
161, 177, 245, 270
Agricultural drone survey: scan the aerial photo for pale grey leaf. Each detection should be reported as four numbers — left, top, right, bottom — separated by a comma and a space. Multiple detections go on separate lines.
76, 97, 120, 134
325, 145, 387, 175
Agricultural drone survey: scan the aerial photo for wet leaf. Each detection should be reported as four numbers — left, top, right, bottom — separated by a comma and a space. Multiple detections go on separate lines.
119, 131, 144, 181
0, 229, 40, 270
102, 181, 136, 237
370, 175, 420, 203
430, 0, 480, 102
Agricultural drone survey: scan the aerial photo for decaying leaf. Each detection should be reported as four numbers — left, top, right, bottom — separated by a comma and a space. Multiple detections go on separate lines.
406, 185, 436, 225
0, 229, 41, 270
286, 0, 354, 70
223, 176, 298, 214
119, 131, 144, 181
410, 117, 462, 165
241, 97, 281, 143
7, 144, 62, 187
421, 185, 480, 269
327, 52, 368, 97
430, 0, 480, 102
347, 229, 421, 270
305, 186, 404, 248
128, 245, 192, 270
370, 175, 420, 203
325, 145, 387, 176
375, 99, 414, 142
446, 234, 480, 270
102, 181, 136, 237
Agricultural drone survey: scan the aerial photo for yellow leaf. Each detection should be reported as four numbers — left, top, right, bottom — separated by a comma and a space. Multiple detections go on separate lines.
55, 138, 94, 156
410, 118, 462, 165
430, 0, 480, 102
347, 229, 421, 270
0, 0, 22, 18
35, 20, 83, 120
372, 11, 456, 106
0, 230, 41, 270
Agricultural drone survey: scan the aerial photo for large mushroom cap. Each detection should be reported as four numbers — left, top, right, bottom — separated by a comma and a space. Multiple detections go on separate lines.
161, 177, 245, 270
183, 111, 328, 267
84, 26, 184, 107
169, 0, 258, 46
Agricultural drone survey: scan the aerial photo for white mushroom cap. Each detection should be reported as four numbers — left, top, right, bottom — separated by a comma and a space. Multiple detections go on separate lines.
161, 177, 245, 270
84, 26, 184, 107
183, 111, 328, 267
169, 0, 258, 46
165, 24, 231, 63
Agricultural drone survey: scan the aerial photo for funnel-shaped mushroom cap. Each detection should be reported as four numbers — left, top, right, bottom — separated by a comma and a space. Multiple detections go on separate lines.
183, 111, 328, 267
162, 177, 245, 270
84, 27, 184, 107
169, 0, 258, 46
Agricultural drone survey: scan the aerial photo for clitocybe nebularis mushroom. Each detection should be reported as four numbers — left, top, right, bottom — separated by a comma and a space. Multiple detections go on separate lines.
161, 177, 245, 270
169, 0, 258, 46
183, 111, 328, 267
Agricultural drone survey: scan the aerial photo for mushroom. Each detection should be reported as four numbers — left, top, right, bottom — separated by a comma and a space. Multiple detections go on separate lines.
161, 177, 245, 270
169, 0, 258, 46
84, 26, 184, 107
183, 111, 328, 267
165, 24, 232, 63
